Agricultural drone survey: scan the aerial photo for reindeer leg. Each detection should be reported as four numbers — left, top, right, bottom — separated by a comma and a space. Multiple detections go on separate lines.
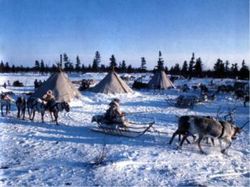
221, 140, 232, 154
54, 112, 58, 125
185, 137, 191, 144
23, 108, 26, 120
169, 130, 179, 145
41, 112, 44, 123
211, 138, 215, 146
32, 110, 35, 121
178, 134, 188, 149
197, 136, 205, 154
17, 109, 20, 118
50, 112, 54, 121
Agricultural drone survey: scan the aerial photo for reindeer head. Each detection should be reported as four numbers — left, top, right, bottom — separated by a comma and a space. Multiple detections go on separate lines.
231, 126, 241, 140
91, 116, 97, 123
231, 120, 249, 140
63, 102, 70, 112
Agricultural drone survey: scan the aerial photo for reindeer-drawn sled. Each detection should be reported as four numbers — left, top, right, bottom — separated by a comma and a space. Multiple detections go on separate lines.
91, 115, 154, 138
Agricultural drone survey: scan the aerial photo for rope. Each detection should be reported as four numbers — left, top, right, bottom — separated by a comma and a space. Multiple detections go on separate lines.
149, 126, 168, 135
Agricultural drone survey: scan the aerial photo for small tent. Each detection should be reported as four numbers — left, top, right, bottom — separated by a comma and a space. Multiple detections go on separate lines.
31, 71, 81, 102
90, 70, 133, 94
148, 71, 174, 89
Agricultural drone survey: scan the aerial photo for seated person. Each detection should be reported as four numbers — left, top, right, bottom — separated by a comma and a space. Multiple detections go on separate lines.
105, 98, 128, 127
42, 90, 56, 109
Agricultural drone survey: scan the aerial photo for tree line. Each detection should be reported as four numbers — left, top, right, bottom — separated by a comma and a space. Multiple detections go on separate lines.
0, 51, 249, 79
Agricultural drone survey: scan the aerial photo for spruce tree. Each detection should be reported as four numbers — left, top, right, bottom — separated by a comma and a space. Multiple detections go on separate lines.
194, 57, 203, 77
141, 57, 147, 72
188, 53, 195, 78
75, 56, 81, 72
157, 51, 164, 70
109, 55, 117, 70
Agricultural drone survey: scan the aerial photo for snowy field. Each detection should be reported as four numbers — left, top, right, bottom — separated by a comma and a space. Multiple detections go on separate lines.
0, 73, 249, 186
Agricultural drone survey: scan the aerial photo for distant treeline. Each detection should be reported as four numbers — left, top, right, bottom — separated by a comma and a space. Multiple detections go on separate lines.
0, 51, 249, 80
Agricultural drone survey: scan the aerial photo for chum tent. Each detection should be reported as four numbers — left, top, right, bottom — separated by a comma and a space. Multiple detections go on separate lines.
148, 71, 175, 89
31, 71, 81, 102
90, 70, 133, 94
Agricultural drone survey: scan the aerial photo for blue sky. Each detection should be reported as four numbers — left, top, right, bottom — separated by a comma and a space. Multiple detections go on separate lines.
0, 0, 249, 69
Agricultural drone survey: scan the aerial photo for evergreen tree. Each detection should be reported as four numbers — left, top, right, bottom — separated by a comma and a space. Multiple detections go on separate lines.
172, 64, 181, 75
63, 53, 70, 70
230, 63, 238, 78
239, 60, 249, 79
225, 60, 230, 73
194, 57, 203, 77
0, 61, 4, 72
121, 60, 127, 72
181, 60, 188, 77
59, 54, 63, 69
5, 62, 10, 72
157, 51, 164, 70
127, 64, 133, 73
40, 60, 45, 73
188, 53, 195, 78
109, 55, 117, 70
214, 58, 225, 77
75, 55, 81, 72
34, 60, 40, 72
140, 57, 147, 72
92, 51, 101, 72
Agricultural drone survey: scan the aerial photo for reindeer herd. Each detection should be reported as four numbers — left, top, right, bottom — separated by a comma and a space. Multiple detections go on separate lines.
0, 79, 249, 155
2, 94, 70, 125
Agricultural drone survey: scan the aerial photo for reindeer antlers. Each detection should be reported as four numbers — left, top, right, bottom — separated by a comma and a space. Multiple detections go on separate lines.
216, 106, 223, 120
240, 120, 249, 129
216, 106, 237, 123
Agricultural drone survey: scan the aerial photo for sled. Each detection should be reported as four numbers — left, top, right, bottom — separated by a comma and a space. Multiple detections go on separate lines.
91, 121, 154, 138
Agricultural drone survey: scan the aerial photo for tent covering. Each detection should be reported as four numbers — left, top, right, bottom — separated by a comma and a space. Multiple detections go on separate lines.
148, 71, 174, 89
31, 71, 81, 102
90, 71, 133, 94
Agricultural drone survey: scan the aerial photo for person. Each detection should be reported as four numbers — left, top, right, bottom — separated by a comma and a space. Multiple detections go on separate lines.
34, 79, 38, 89
0, 93, 14, 114
104, 98, 128, 127
42, 90, 56, 109
3, 82, 7, 89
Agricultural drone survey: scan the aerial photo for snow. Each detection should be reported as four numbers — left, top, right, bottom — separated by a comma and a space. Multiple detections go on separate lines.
0, 73, 249, 186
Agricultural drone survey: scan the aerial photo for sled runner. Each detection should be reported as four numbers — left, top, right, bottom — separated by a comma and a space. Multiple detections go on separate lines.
92, 121, 154, 138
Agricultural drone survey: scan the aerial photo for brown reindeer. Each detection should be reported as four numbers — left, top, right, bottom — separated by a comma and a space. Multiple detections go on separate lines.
169, 115, 246, 154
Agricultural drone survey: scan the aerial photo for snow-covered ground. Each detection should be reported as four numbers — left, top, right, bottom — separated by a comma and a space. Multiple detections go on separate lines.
0, 73, 249, 186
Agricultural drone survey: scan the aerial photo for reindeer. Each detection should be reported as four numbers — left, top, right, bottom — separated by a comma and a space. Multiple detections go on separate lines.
244, 95, 249, 107
28, 98, 47, 122
169, 115, 247, 154
16, 96, 26, 120
47, 101, 70, 125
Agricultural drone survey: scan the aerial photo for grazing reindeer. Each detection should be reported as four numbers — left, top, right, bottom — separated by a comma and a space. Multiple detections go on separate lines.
48, 101, 70, 125
169, 115, 244, 154
16, 96, 26, 120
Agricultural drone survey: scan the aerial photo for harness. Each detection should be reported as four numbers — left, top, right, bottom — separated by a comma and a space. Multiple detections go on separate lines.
218, 121, 225, 139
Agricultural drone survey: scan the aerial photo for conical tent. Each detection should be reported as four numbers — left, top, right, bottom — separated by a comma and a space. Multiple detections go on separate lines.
90, 71, 133, 94
31, 71, 81, 102
148, 71, 174, 89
